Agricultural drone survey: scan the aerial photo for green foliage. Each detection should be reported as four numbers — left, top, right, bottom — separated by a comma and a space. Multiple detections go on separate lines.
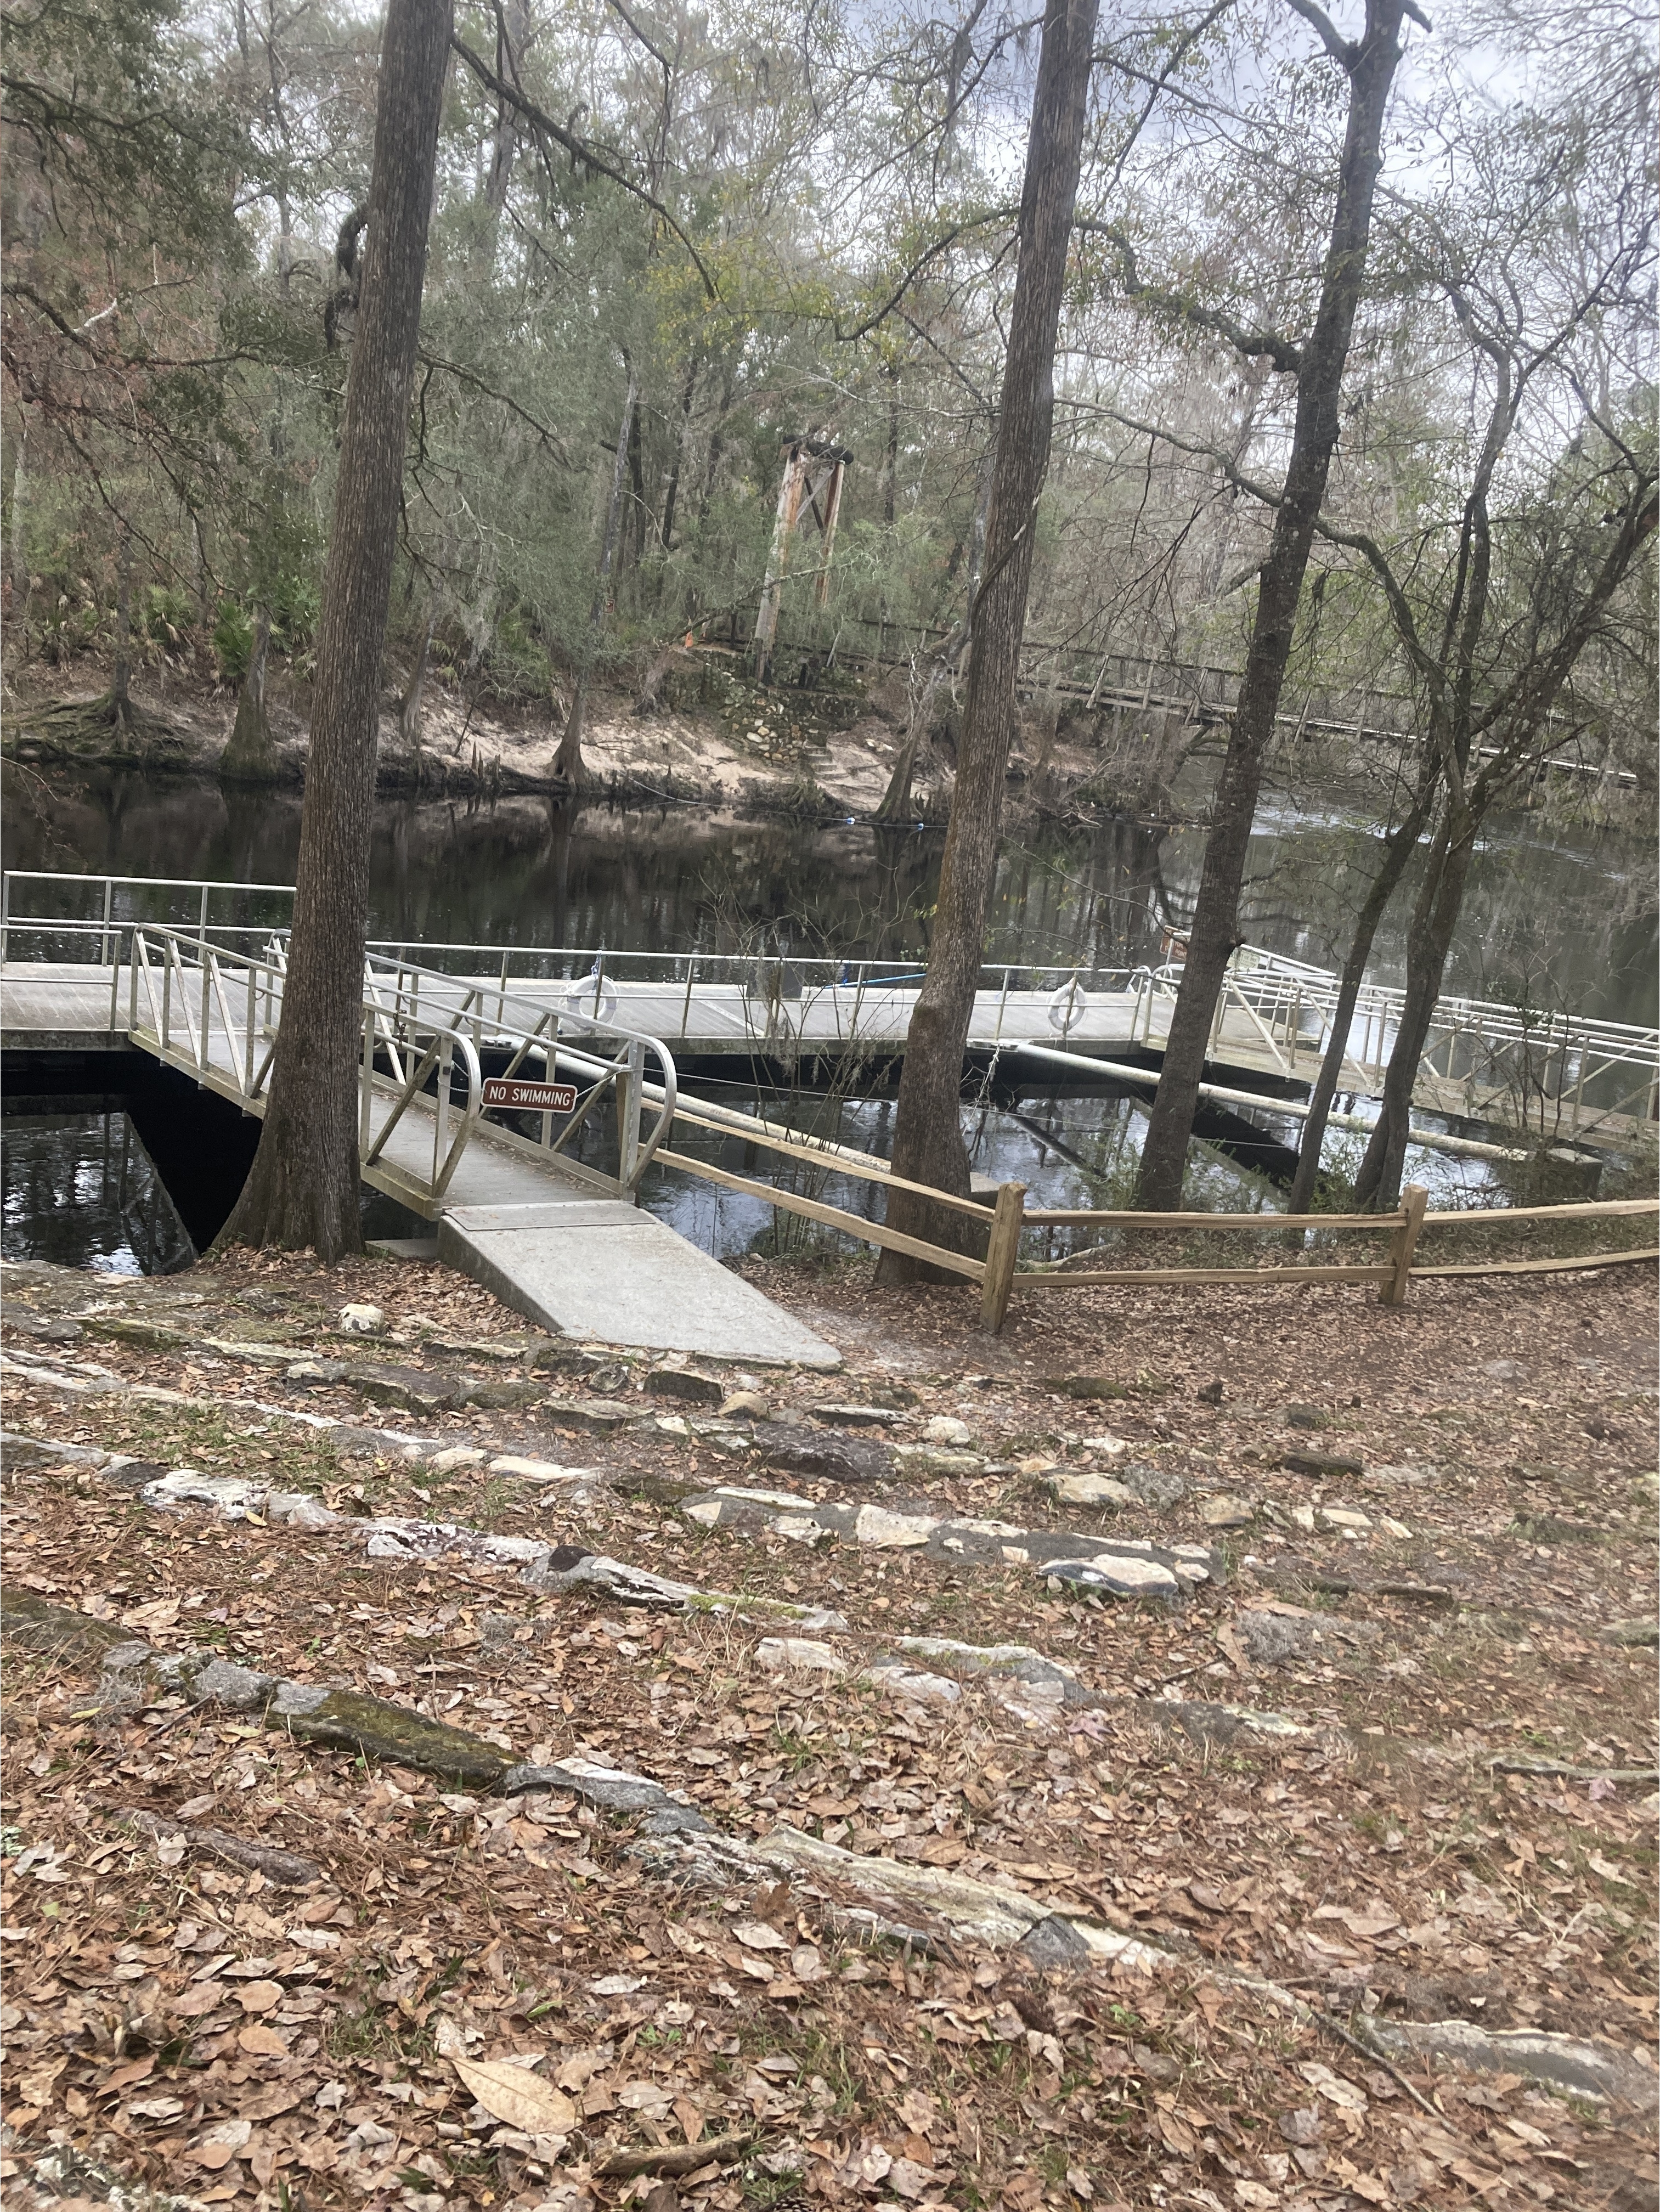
142, 584, 194, 646
212, 601, 254, 684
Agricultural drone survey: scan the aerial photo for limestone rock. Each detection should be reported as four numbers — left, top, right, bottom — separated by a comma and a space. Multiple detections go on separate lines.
1600, 1618, 1659, 1647
430, 1446, 487, 1472
924, 1415, 974, 1447
1234, 1609, 1380, 1665
755, 1637, 848, 1674
267, 1492, 337, 1530
341, 1363, 465, 1413
810, 1403, 904, 1427
1047, 1470, 1134, 1508
540, 1397, 635, 1432
1, 1586, 141, 1664
1042, 1555, 1180, 1598
458, 1376, 545, 1410
143, 1470, 269, 1517
8, 1313, 83, 1344
852, 1504, 939, 1548
640, 1803, 716, 1836
1199, 1493, 1255, 1529
645, 1368, 724, 1407
185, 1657, 276, 1711
891, 1446, 985, 1476
759, 1423, 895, 1486
1113, 1462, 1188, 1509
270, 1683, 510, 1785
1041, 1375, 1127, 1401
864, 1663, 961, 1706
85, 1314, 190, 1351
1283, 1448, 1364, 1477
1364, 1462, 1437, 1487
1018, 1915, 1096, 1967
0, 1430, 109, 1468
489, 1454, 596, 1483
895, 1635, 1079, 1696
502, 1755, 669, 1809
338, 1304, 386, 1335
719, 1391, 774, 1420
1283, 1403, 1332, 1429
1368, 2019, 1654, 2107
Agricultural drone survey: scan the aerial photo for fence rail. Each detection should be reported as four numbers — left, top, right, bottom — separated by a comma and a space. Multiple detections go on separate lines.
631, 1097, 1659, 1331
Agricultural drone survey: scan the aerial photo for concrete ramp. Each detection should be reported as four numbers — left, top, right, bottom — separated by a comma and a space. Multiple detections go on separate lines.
436, 1201, 842, 1370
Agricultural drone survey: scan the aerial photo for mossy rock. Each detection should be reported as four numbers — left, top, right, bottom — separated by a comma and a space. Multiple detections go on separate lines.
458, 1377, 546, 1411
1, 1587, 142, 1665
82, 1315, 194, 1351
269, 1686, 511, 1785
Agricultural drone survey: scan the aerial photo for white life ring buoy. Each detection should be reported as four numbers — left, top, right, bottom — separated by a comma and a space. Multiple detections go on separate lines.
1047, 979, 1087, 1034
564, 973, 618, 1024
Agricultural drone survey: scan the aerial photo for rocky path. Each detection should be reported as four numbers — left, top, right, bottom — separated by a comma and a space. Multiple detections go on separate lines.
1, 1250, 1655, 2212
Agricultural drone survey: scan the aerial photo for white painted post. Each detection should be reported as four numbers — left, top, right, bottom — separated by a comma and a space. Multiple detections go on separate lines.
360, 1008, 374, 1152
620, 1038, 644, 1190
436, 1033, 451, 1189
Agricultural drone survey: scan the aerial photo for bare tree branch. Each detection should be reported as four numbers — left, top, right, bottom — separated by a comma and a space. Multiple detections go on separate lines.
449, 32, 717, 300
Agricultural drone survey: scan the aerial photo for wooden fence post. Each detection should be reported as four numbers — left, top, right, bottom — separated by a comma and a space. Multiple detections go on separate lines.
980, 1181, 1027, 1335
1381, 1183, 1428, 1306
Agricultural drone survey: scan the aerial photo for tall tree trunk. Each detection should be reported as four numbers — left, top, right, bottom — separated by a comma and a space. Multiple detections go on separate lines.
883, 357, 900, 526
1135, 0, 1409, 1209
625, 389, 647, 571
876, 0, 1100, 1280
1285, 785, 1432, 1214
9, 418, 29, 637
216, 0, 453, 1262
1354, 813, 1476, 1209
877, 452, 993, 825
400, 586, 438, 749
659, 358, 697, 553
219, 605, 278, 781
111, 529, 133, 728
484, 0, 530, 212
555, 363, 639, 786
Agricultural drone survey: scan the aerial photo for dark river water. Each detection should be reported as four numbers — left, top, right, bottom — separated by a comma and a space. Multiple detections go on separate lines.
4, 770, 1654, 1269
6, 770, 1655, 1021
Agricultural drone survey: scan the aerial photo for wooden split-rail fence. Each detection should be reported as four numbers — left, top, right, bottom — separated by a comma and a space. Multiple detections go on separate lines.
656, 1113, 1659, 1333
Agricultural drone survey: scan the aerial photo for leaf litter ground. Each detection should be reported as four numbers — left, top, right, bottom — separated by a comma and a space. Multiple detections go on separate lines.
2, 1248, 1656, 2212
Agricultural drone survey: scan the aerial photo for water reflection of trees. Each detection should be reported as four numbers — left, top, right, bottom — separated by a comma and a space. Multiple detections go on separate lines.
4, 774, 1653, 1026
1, 1113, 195, 1275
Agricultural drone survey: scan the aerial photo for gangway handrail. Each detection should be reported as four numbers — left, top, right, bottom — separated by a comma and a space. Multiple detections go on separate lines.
122, 928, 680, 1211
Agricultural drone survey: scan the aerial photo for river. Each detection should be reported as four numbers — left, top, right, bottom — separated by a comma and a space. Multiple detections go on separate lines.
4, 769, 1653, 1270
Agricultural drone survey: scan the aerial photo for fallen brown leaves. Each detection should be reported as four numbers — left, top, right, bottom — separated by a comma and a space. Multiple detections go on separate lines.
2, 1252, 1656, 2212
